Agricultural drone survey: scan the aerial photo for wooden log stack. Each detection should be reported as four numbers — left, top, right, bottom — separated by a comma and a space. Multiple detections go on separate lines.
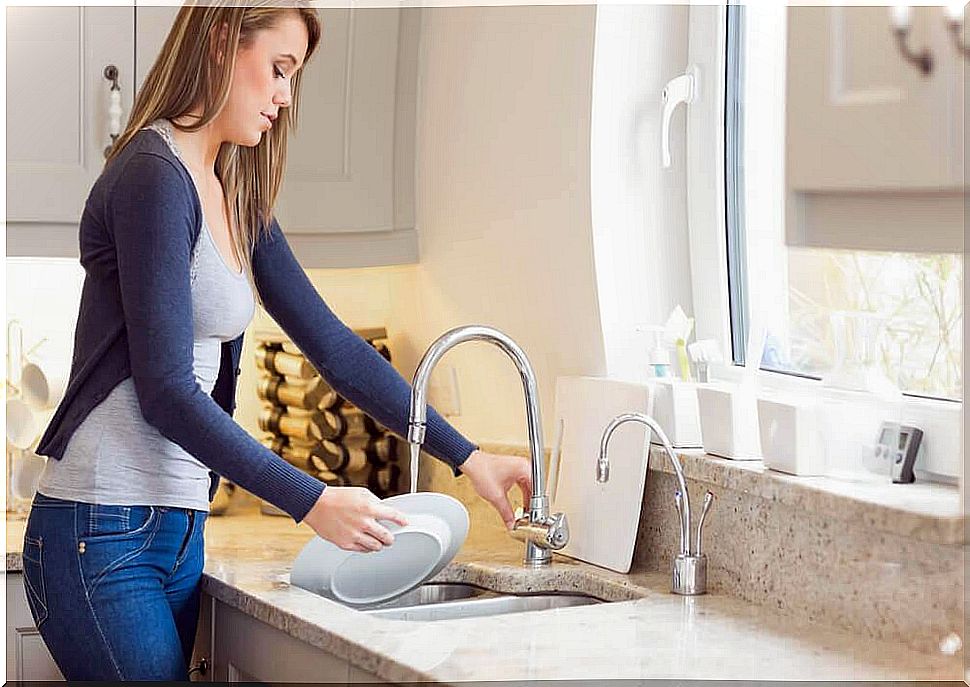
254, 328, 403, 515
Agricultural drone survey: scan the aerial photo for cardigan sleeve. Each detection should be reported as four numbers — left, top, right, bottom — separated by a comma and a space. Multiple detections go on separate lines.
252, 217, 478, 476
109, 152, 325, 521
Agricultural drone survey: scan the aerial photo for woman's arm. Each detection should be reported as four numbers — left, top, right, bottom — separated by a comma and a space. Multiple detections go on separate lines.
110, 152, 325, 521
251, 217, 478, 475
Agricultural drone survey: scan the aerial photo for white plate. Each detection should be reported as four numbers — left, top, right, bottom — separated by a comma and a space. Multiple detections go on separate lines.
381, 492, 469, 581
289, 492, 469, 606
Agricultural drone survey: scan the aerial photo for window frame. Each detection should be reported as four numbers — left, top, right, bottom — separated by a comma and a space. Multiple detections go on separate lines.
684, 3, 962, 483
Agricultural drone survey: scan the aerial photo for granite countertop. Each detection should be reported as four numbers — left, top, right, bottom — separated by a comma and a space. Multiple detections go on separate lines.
6, 506, 961, 683
649, 449, 964, 545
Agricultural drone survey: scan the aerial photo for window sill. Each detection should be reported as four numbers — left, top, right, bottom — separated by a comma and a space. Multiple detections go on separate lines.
709, 363, 962, 481
650, 448, 964, 546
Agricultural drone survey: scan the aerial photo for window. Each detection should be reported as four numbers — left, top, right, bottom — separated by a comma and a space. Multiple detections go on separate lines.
724, 5, 963, 403
684, 4, 962, 482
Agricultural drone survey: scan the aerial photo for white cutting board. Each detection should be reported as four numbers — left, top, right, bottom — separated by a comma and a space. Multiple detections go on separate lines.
548, 376, 653, 573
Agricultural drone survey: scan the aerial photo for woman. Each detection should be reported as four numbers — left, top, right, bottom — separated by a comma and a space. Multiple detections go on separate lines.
23, 2, 532, 680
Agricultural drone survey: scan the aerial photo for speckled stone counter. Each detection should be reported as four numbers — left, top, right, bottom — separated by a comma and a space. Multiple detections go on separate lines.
419, 443, 965, 658
6, 504, 962, 683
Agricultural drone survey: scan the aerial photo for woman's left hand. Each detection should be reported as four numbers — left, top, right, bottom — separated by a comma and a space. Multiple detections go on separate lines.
458, 449, 533, 530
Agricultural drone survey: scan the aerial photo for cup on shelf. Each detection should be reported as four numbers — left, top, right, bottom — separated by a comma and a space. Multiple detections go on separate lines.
10, 449, 46, 501
5, 399, 51, 450
21, 354, 69, 410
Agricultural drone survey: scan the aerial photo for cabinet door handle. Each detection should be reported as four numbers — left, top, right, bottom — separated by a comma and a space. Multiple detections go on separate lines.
188, 657, 209, 677
103, 64, 123, 160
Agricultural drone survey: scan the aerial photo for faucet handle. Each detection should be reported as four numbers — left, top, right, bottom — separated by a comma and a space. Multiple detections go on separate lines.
546, 512, 569, 549
510, 511, 569, 550
694, 491, 715, 556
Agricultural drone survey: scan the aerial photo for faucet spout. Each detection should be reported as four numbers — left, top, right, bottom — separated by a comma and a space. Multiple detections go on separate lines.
599, 412, 692, 554
408, 325, 568, 567
598, 412, 712, 595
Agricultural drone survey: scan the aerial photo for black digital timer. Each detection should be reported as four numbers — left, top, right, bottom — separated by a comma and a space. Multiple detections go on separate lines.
874, 422, 923, 484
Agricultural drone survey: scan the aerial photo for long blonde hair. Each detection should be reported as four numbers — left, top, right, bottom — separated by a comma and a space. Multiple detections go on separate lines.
106, 0, 322, 280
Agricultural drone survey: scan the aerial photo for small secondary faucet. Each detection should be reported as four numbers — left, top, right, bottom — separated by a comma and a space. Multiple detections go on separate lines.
599, 412, 714, 595
407, 325, 569, 567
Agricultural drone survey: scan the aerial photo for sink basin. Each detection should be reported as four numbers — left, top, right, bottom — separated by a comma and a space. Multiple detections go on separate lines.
360, 583, 602, 621
360, 583, 490, 610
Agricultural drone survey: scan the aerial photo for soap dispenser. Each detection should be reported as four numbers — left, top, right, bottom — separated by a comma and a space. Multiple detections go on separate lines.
639, 325, 671, 378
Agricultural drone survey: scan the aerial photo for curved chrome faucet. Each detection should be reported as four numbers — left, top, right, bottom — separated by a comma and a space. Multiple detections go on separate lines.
599, 412, 714, 595
408, 325, 569, 567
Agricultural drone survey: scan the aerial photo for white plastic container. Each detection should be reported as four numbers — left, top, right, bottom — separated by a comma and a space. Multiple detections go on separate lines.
695, 383, 761, 460
758, 396, 824, 475
646, 378, 703, 450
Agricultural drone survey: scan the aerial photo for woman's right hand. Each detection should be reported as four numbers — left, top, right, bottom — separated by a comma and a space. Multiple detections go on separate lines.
301, 486, 408, 553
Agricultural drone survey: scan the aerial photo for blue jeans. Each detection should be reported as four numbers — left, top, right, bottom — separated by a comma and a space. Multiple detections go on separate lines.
22, 492, 207, 680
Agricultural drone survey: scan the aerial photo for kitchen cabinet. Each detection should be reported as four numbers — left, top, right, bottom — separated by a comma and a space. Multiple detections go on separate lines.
7, 6, 420, 268
5, 7, 135, 230
5, 573, 64, 681
272, 8, 420, 268
207, 595, 388, 684
785, 6, 965, 252
4, 576, 384, 683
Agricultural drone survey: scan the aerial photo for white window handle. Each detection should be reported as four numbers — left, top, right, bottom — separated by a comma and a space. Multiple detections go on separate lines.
661, 65, 698, 169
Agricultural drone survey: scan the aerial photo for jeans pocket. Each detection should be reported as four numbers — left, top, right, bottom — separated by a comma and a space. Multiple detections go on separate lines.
79, 506, 161, 597
21, 535, 49, 628
80, 504, 157, 542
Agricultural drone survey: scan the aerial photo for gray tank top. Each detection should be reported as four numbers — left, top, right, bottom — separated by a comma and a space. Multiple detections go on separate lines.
38, 119, 256, 511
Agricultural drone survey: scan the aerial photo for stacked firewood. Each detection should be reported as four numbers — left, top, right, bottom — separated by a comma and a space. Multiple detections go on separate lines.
255, 329, 403, 511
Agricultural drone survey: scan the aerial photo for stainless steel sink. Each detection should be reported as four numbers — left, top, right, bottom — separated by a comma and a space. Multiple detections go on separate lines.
360, 583, 490, 610
359, 583, 602, 621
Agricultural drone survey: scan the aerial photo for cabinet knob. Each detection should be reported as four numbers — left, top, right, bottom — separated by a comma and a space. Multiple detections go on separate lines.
103, 64, 123, 160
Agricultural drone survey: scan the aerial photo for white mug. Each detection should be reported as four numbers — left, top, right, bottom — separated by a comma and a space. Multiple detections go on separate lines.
21, 354, 69, 410
11, 449, 46, 500
5, 399, 53, 450
6, 399, 40, 450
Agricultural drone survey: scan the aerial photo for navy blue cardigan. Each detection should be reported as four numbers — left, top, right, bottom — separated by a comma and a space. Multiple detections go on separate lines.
36, 127, 477, 522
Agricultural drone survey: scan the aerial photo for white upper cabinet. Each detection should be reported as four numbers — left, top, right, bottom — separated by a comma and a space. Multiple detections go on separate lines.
7, 6, 419, 268
787, 6, 959, 191
275, 8, 420, 268
133, 5, 179, 93
785, 6, 965, 252
6, 7, 134, 224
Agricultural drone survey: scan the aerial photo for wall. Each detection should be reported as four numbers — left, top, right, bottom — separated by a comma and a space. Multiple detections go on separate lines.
589, 4, 693, 383
238, 5, 608, 454
10, 5, 693, 461
239, 4, 698, 450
